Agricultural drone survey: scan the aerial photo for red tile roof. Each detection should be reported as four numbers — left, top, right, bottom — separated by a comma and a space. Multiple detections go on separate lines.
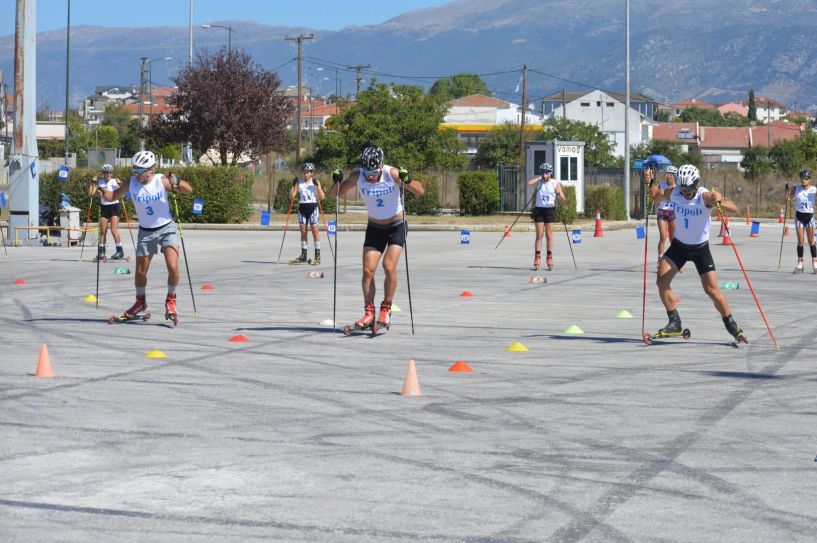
448, 94, 510, 109
672, 99, 716, 110
698, 127, 750, 148
654, 121, 802, 149
739, 96, 787, 110
652, 122, 699, 142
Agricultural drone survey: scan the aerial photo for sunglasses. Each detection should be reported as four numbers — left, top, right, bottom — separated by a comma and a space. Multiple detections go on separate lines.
363, 168, 380, 178
133, 167, 147, 174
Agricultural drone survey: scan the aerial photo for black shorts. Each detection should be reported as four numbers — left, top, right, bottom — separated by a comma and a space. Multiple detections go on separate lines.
298, 203, 319, 225
364, 220, 406, 253
795, 211, 815, 229
532, 206, 557, 223
100, 203, 121, 219
663, 239, 716, 275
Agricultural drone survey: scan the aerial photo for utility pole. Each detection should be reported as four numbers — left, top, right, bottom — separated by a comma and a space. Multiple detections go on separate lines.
518, 64, 527, 211
139, 57, 147, 150
624, 0, 631, 220
347, 64, 371, 98
767, 99, 771, 147
285, 34, 314, 163
561, 88, 566, 119
64, 0, 70, 165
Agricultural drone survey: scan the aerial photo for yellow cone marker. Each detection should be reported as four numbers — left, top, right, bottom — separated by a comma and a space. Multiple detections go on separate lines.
506, 342, 529, 352
564, 325, 584, 334
616, 310, 633, 319
145, 350, 167, 359
84, 294, 97, 303
391, 304, 402, 313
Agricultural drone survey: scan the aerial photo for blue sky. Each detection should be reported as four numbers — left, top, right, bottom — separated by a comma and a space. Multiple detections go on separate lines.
1, 0, 451, 35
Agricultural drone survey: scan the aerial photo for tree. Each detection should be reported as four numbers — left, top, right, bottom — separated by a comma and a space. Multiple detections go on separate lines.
769, 139, 805, 178
631, 140, 702, 168
747, 89, 757, 122
474, 122, 520, 168
540, 117, 619, 167
101, 103, 134, 140
740, 146, 771, 179
429, 73, 491, 101
313, 82, 467, 171
144, 48, 293, 166
679, 107, 750, 127
92, 125, 120, 149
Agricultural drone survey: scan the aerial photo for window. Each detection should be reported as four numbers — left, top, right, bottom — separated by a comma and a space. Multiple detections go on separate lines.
560, 157, 568, 180
606, 102, 614, 107
596, 101, 601, 107
559, 156, 579, 181
570, 157, 578, 181
580, 102, 590, 107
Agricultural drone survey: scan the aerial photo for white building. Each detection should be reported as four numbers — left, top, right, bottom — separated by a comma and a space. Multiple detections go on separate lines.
81, 85, 139, 127
545, 90, 654, 157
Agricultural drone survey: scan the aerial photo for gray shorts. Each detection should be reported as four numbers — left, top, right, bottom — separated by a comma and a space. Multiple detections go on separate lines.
137, 221, 180, 257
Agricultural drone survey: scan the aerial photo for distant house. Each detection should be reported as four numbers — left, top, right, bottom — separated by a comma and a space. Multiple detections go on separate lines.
668, 99, 717, 119
542, 90, 657, 119
441, 94, 544, 155
740, 96, 787, 122
717, 102, 749, 117
82, 85, 139, 127
121, 86, 175, 125
652, 122, 700, 152
544, 90, 654, 157
286, 95, 339, 135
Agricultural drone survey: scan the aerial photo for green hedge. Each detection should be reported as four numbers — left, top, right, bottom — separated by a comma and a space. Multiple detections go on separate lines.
273, 174, 336, 218
585, 185, 626, 220
405, 175, 440, 215
555, 185, 577, 224
40, 166, 254, 224
458, 171, 499, 215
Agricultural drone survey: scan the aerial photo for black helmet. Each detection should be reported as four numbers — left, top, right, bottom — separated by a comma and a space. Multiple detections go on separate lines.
361, 146, 384, 170
800, 168, 812, 179
303, 162, 315, 172
539, 162, 553, 174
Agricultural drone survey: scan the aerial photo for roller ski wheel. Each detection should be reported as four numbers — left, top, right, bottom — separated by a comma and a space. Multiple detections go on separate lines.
165, 312, 179, 327
546, 255, 553, 271
107, 312, 151, 324
342, 321, 378, 337
111, 256, 132, 262
534, 255, 541, 271
642, 328, 691, 345
793, 262, 804, 274
307, 259, 320, 266
93, 256, 109, 263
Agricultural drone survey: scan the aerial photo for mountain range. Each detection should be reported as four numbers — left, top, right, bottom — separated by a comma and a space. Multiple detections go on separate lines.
2, 0, 817, 113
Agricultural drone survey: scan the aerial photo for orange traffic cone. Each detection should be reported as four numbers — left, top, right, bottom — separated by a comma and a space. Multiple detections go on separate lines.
401, 359, 422, 397
784, 225, 790, 237
593, 208, 603, 237
718, 218, 726, 237
503, 224, 511, 238
778, 208, 785, 223
448, 360, 473, 372
716, 209, 723, 223
746, 204, 751, 225
721, 217, 732, 245
35, 344, 54, 378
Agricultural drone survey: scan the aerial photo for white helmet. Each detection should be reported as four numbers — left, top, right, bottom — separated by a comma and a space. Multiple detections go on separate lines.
676, 164, 700, 194
101, 163, 114, 173
665, 165, 678, 175
131, 151, 156, 169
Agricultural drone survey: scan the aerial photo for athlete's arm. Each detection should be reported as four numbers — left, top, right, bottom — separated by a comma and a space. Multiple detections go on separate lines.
289, 177, 299, 199
109, 179, 130, 201
555, 182, 567, 203
527, 176, 542, 186
314, 178, 326, 200
705, 190, 737, 213
161, 174, 192, 195
394, 167, 424, 196
328, 169, 357, 199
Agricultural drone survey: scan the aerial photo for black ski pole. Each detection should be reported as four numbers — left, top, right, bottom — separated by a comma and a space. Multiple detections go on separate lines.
95, 203, 101, 310
559, 202, 577, 270
776, 184, 790, 272
79, 192, 95, 262
641, 170, 653, 338
317, 197, 335, 262
276, 196, 294, 264
400, 178, 415, 336
332, 171, 341, 333
495, 191, 536, 250
172, 192, 198, 318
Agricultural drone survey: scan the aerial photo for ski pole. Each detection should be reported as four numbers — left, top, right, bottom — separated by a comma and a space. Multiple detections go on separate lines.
79, 192, 95, 262
332, 171, 340, 333
317, 197, 335, 262
276, 195, 294, 264
776, 185, 790, 272
172, 192, 198, 318
495, 191, 536, 250
716, 198, 780, 351
641, 172, 653, 338
95, 203, 101, 310
400, 179, 415, 336
120, 198, 137, 254
558, 201, 577, 270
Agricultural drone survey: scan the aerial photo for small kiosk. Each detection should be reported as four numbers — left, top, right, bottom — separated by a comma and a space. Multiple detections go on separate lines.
525, 141, 586, 213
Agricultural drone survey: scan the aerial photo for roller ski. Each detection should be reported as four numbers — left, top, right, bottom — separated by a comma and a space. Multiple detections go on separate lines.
289, 250, 309, 265
643, 309, 690, 344
546, 254, 554, 271
109, 247, 131, 262
164, 293, 179, 327
308, 249, 321, 266
93, 246, 108, 263
723, 314, 748, 344
375, 300, 392, 333
107, 295, 151, 324
534, 254, 541, 271
343, 302, 379, 337
793, 260, 804, 274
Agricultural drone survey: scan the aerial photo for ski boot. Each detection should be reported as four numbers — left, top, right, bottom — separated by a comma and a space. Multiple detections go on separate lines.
534, 254, 541, 271
110, 247, 125, 260
546, 253, 554, 271
164, 293, 179, 327
108, 295, 150, 324
343, 302, 375, 335
794, 260, 804, 273
723, 314, 748, 343
643, 309, 690, 344
311, 249, 321, 265
290, 250, 308, 265
93, 246, 107, 263
376, 299, 392, 331
812, 258, 817, 274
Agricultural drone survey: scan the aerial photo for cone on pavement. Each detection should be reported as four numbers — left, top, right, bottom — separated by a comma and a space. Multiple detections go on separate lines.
229, 335, 249, 342
35, 344, 54, 378
718, 217, 727, 237
722, 222, 732, 245
564, 324, 584, 334
593, 208, 603, 237
401, 360, 422, 397
506, 342, 529, 352
784, 225, 789, 237
83, 294, 97, 303
145, 350, 167, 359
503, 224, 511, 238
616, 310, 633, 319
459, 291, 474, 297
746, 204, 751, 225
449, 360, 473, 372
778, 208, 785, 223
201, 283, 215, 291
14, 279, 26, 285
391, 304, 402, 312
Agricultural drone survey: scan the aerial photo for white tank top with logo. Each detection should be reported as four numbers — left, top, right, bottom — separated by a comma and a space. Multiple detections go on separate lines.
99, 178, 120, 205
296, 180, 318, 204
357, 165, 402, 220
669, 187, 711, 245
794, 185, 816, 214
535, 178, 558, 208
129, 174, 173, 229
657, 181, 673, 210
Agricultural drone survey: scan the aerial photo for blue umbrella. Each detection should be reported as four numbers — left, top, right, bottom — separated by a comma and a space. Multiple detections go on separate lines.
643, 154, 672, 168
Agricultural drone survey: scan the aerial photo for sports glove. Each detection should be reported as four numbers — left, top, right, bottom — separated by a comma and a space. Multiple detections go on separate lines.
398, 167, 411, 184
292, 177, 299, 185
332, 169, 343, 183
169, 173, 180, 187
97, 179, 106, 187
312, 178, 319, 186
785, 183, 790, 191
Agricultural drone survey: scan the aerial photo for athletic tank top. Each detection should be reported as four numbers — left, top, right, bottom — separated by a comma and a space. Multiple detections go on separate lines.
296, 179, 318, 204
669, 187, 711, 245
657, 181, 673, 210
794, 185, 816, 214
99, 178, 120, 205
129, 174, 173, 229
357, 165, 402, 220
535, 178, 558, 208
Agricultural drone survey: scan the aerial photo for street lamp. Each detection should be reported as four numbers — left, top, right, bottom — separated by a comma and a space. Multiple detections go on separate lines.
201, 24, 235, 54
139, 56, 173, 150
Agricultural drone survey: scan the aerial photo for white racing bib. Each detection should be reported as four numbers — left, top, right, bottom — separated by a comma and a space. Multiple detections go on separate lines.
357, 165, 403, 220
129, 174, 173, 229
669, 187, 711, 245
